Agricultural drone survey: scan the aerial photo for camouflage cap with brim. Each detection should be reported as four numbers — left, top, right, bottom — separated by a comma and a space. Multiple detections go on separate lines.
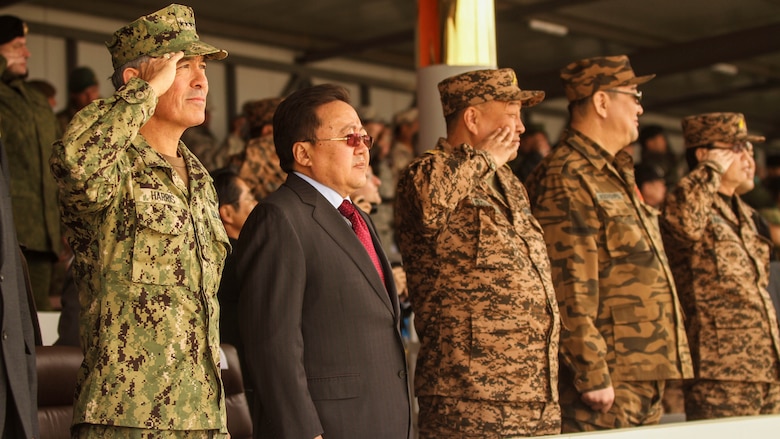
560, 54, 654, 102
438, 68, 545, 118
681, 112, 765, 149
106, 3, 227, 70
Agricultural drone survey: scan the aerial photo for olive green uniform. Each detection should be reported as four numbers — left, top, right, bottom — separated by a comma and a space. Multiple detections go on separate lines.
0, 55, 62, 309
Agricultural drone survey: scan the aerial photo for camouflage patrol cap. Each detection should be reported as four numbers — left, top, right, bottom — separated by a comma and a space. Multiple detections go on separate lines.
243, 97, 283, 131
106, 4, 227, 70
681, 112, 765, 149
560, 55, 655, 102
438, 68, 544, 118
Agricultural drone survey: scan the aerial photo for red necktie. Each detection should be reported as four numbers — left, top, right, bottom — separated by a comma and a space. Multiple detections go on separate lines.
338, 200, 385, 286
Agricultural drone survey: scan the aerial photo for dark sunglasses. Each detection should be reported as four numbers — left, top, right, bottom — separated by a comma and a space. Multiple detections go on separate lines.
305, 133, 374, 149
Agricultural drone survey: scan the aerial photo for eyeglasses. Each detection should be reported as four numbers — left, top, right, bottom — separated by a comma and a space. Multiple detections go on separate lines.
606, 89, 643, 103
701, 141, 752, 154
305, 133, 374, 149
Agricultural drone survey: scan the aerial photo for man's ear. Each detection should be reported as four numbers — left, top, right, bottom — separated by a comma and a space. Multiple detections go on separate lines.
218, 204, 234, 226
695, 147, 708, 163
292, 141, 313, 167
122, 67, 139, 85
463, 107, 480, 136
592, 91, 609, 119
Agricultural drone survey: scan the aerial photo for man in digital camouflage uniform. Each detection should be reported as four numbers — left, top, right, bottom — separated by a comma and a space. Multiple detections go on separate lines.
50, 4, 231, 438
661, 112, 780, 420
238, 97, 286, 199
525, 55, 692, 432
0, 14, 62, 310
395, 68, 561, 438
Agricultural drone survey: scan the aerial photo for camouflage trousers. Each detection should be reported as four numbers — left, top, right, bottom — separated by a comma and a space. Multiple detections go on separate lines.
661, 379, 685, 414
560, 380, 664, 432
684, 379, 780, 420
72, 424, 227, 439
417, 396, 561, 438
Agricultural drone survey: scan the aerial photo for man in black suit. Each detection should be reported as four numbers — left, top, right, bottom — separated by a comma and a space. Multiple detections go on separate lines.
1, 134, 39, 439
236, 84, 412, 439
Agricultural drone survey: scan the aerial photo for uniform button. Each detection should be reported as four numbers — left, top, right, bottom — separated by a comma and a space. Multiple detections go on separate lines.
398, 370, 407, 379
0, 274, 4, 281
135, 91, 146, 100
2, 331, 7, 340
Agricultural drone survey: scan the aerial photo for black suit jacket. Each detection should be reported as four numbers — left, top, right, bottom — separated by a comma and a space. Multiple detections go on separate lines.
235, 173, 411, 439
0, 137, 38, 439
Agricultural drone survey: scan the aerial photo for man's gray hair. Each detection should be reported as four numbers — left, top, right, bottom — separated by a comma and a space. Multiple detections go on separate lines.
110, 56, 151, 90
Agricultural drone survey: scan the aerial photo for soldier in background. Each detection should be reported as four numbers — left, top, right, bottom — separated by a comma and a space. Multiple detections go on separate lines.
56, 66, 100, 132
0, 15, 62, 311
182, 106, 219, 171
238, 97, 285, 199
50, 4, 231, 437
661, 113, 780, 420
396, 68, 561, 438
525, 55, 692, 432
213, 113, 247, 170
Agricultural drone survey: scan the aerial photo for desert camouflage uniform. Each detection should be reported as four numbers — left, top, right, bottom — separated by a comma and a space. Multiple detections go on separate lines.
50, 76, 230, 432
662, 160, 780, 419
525, 128, 692, 430
395, 137, 561, 438
238, 134, 286, 199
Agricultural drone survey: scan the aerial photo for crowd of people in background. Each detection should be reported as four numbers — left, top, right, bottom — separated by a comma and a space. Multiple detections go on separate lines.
2, 3, 780, 439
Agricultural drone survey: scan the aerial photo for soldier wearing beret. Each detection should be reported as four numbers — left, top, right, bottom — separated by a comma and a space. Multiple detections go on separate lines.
237, 97, 287, 199
395, 68, 561, 437
661, 112, 780, 420
0, 14, 62, 311
50, 4, 231, 437
525, 55, 692, 431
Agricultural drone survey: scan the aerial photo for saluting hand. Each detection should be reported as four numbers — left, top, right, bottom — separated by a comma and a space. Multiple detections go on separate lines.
138, 51, 185, 98
703, 147, 737, 174
475, 126, 517, 169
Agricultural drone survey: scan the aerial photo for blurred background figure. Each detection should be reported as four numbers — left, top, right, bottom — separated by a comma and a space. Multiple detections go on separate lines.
639, 124, 683, 188
371, 107, 418, 265
213, 168, 257, 378
238, 97, 285, 199
351, 166, 382, 215
214, 113, 247, 170
635, 163, 667, 209
56, 66, 100, 132
28, 79, 57, 108
182, 106, 219, 171
390, 107, 419, 183
509, 123, 551, 183
0, 14, 62, 311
